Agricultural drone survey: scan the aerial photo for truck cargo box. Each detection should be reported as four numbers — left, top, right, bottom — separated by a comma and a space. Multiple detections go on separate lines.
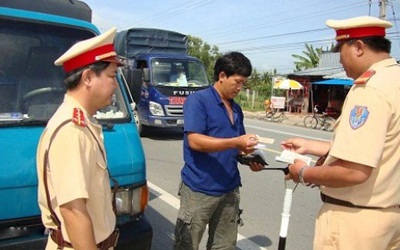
115, 28, 188, 58
0, 0, 91, 22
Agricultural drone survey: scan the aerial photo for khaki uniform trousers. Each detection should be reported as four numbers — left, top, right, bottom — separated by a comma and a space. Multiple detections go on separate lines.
314, 203, 400, 250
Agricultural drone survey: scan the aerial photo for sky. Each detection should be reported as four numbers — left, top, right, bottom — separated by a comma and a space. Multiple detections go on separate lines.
82, 0, 400, 74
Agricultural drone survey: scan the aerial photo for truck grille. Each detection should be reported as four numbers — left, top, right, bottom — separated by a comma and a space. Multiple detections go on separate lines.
165, 105, 183, 116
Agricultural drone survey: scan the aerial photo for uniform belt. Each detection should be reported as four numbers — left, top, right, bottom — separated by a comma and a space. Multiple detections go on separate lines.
50, 228, 119, 250
320, 193, 383, 210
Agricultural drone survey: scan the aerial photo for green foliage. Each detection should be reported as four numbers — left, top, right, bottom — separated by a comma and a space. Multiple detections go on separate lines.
235, 90, 268, 111
292, 43, 322, 71
187, 35, 221, 82
246, 69, 274, 97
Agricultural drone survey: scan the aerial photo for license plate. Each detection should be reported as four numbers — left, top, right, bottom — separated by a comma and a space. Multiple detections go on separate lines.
177, 119, 184, 125
169, 97, 186, 105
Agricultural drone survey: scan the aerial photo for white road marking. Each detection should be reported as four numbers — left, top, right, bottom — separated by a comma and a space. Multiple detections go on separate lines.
148, 181, 269, 250
245, 125, 331, 142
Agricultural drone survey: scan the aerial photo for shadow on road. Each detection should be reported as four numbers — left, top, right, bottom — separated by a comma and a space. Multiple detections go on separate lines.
141, 127, 184, 141
244, 235, 273, 249
147, 190, 273, 250
146, 192, 176, 250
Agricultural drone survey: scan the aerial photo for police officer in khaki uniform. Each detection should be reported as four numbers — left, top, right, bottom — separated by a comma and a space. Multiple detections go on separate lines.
36, 27, 123, 250
281, 16, 400, 249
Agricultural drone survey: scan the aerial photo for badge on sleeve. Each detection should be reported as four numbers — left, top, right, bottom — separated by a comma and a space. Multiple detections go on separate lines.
72, 108, 86, 127
349, 106, 369, 129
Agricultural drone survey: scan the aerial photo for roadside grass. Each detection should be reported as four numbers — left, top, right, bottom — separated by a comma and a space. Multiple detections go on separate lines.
235, 91, 266, 112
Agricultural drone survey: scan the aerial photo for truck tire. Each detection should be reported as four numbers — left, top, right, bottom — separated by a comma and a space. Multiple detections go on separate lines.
133, 109, 146, 136
133, 109, 142, 134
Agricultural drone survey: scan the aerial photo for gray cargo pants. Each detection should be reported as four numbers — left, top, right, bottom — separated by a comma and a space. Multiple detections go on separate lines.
174, 182, 241, 250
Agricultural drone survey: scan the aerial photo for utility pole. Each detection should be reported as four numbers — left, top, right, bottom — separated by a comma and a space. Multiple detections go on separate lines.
379, 0, 388, 19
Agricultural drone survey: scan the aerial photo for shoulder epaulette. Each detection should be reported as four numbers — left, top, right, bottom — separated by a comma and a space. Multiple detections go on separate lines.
354, 69, 376, 85
72, 108, 86, 127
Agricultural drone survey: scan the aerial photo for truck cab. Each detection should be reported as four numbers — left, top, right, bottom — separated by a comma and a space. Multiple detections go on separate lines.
115, 28, 210, 135
129, 54, 209, 134
0, 1, 152, 249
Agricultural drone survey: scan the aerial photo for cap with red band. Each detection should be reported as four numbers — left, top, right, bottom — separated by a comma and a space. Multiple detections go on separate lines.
326, 16, 392, 51
55, 27, 124, 73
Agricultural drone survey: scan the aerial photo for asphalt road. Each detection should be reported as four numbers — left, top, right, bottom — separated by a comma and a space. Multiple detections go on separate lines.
142, 117, 333, 250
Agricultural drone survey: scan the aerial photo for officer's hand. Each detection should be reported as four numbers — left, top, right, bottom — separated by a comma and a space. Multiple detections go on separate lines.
281, 137, 309, 155
285, 159, 307, 183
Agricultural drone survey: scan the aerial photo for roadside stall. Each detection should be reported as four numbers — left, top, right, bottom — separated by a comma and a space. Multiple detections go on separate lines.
272, 79, 304, 114
312, 78, 353, 116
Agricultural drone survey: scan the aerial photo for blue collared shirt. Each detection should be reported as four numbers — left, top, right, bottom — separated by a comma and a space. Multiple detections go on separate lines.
181, 86, 245, 196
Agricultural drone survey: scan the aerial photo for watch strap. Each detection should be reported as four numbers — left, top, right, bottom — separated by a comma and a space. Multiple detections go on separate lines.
298, 166, 308, 185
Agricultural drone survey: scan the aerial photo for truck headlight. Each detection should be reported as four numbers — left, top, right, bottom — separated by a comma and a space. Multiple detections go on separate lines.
115, 184, 149, 216
149, 101, 164, 116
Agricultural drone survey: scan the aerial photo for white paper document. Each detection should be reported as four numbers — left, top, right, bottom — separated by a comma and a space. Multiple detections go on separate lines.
255, 135, 274, 144
275, 150, 312, 165
253, 148, 266, 161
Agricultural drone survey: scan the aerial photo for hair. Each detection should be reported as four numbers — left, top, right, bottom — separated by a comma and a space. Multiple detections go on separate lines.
64, 61, 111, 90
346, 36, 391, 53
213, 51, 252, 82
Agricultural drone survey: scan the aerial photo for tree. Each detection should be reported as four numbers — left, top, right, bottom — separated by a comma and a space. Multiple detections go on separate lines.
247, 68, 261, 90
292, 44, 322, 71
187, 35, 221, 81
259, 71, 273, 96
247, 69, 274, 98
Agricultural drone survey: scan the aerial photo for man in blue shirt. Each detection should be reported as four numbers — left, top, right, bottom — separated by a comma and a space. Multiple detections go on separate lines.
174, 52, 264, 250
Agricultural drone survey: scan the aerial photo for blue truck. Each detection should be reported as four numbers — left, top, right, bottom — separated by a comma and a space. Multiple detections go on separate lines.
114, 28, 210, 135
0, 0, 152, 249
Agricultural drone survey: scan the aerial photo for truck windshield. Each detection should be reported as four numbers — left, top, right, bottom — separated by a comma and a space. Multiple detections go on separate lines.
151, 58, 209, 87
0, 20, 128, 125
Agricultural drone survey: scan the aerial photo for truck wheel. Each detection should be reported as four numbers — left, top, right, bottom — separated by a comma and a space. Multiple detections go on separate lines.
133, 109, 144, 136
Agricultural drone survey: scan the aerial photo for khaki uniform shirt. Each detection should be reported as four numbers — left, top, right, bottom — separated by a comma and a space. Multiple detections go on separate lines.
37, 95, 115, 247
321, 58, 400, 208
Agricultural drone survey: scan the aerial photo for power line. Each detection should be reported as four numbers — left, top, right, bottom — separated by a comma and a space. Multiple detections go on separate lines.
389, 0, 400, 48
194, 0, 334, 37
132, 0, 220, 27
234, 38, 333, 54
214, 1, 400, 56
216, 28, 329, 46
197, 1, 366, 40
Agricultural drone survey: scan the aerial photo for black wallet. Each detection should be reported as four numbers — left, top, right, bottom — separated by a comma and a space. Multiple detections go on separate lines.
235, 154, 268, 166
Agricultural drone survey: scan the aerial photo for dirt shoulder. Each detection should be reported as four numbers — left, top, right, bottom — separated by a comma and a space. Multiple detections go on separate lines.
243, 110, 307, 127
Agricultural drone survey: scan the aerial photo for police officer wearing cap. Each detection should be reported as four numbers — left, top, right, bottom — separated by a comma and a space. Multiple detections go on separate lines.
36, 27, 123, 250
281, 16, 400, 249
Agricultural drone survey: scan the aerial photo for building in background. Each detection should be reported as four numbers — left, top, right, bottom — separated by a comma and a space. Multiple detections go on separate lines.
288, 52, 352, 114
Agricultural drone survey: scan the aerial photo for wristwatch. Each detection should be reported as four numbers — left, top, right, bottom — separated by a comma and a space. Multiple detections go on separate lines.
298, 166, 308, 185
